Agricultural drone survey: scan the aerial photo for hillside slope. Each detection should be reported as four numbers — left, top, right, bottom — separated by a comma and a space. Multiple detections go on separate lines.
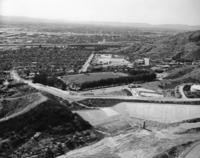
159, 66, 200, 89
0, 93, 91, 135
0, 86, 100, 157
148, 30, 200, 60
124, 30, 200, 61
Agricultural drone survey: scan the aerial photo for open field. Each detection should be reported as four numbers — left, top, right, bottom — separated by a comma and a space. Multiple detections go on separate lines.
79, 85, 133, 97
60, 72, 129, 85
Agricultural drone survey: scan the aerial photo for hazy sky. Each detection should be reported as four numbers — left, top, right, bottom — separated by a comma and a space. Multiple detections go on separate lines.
1, 0, 200, 25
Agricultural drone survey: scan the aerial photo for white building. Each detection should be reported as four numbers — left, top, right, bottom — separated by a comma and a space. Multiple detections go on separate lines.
144, 58, 150, 66
93, 54, 131, 66
191, 85, 200, 92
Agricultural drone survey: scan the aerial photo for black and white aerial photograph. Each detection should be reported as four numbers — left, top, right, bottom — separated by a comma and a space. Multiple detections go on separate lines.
0, 0, 200, 157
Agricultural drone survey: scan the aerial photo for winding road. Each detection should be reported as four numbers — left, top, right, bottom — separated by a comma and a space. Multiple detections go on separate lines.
10, 70, 200, 124
10, 70, 200, 104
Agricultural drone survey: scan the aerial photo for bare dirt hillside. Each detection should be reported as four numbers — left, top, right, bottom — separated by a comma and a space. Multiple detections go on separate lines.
159, 65, 200, 89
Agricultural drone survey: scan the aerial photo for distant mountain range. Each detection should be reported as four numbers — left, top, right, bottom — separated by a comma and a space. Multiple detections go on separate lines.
1, 15, 200, 31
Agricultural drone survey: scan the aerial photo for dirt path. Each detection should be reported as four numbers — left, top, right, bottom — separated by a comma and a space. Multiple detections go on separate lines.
0, 93, 47, 122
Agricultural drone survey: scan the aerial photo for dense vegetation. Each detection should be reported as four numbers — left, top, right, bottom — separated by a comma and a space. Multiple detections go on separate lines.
164, 66, 196, 80
121, 30, 200, 63
78, 72, 156, 90
33, 72, 66, 89
159, 65, 200, 89
0, 47, 91, 74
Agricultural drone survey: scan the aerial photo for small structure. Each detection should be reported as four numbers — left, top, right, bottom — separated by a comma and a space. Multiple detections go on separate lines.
135, 58, 150, 66
144, 58, 150, 66
191, 85, 200, 92
3, 80, 9, 86
135, 59, 144, 65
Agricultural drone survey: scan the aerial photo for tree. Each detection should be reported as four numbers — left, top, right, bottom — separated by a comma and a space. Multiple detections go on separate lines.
33, 72, 47, 85
45, 147, 54, 158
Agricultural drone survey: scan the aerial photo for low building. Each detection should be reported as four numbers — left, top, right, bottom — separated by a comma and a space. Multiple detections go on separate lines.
191, 85, 200, 92
135, 58, 150, 66
144, 58, 150, 66
91, 54, 131, 67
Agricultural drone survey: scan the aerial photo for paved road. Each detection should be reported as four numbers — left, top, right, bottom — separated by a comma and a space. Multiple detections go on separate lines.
10, 70, 200, 103
79, 53, 94, 73
10, 70, 200, 124
0, 43, 121, 47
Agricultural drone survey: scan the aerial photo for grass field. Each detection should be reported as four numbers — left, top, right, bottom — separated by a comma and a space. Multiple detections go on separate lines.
60, 72, 129, 85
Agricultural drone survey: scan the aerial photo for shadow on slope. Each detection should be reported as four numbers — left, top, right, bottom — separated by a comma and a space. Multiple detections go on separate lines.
0, 92, 101, 157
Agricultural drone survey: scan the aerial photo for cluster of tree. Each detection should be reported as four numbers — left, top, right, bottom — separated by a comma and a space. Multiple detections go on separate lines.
33, 72, 48, 85
0, 79, 4, 85
172, 52, 193, 62
33, 72, 66, 90
0, 47, 91, 75
127, 69, 150, 75
78, 72, 156, 90
90, 66, 151, 75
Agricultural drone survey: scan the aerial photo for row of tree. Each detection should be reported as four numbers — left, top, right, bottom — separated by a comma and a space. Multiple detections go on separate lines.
77, 72, 156, 90
33, 70, 156, 91
33, 72, 66, 90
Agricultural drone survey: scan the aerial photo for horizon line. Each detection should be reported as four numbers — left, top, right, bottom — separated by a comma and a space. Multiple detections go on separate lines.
1, 14, 200, 28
